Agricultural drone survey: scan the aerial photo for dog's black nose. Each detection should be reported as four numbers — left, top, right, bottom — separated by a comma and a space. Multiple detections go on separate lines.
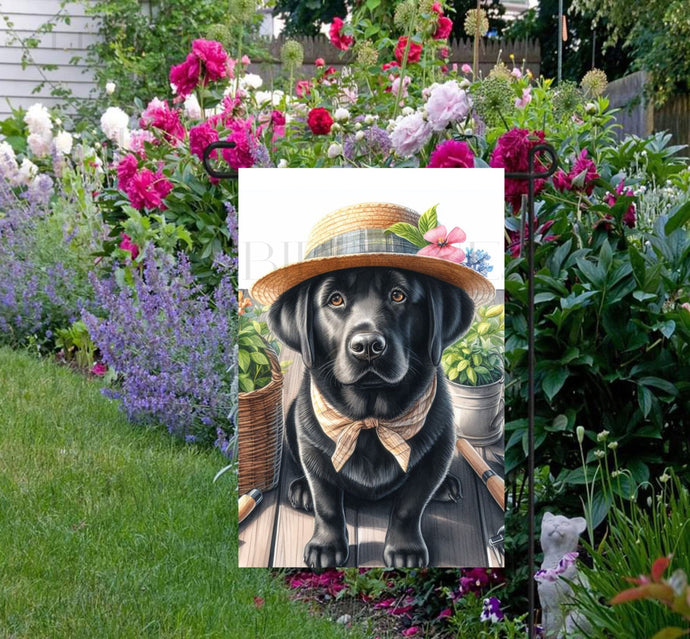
349, 332, 387, 361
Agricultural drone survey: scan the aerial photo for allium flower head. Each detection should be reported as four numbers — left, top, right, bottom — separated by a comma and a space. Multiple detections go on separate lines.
489, 61, 511, 81
553, 81, 584, 120
280, 40, 304, 70
229, 0, 256, 23
471, 75, 513, 127
464, 8, 489, 37
394, 0, 417, 30
355, 40, 378, 67
581, 68, 608, 98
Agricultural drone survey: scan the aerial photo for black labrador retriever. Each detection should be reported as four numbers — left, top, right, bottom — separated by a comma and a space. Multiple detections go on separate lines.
267, 266, 474, 568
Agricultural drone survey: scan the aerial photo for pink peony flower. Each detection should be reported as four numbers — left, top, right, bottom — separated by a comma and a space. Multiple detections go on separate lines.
418, 225, 466, 263
140, 99, 185, 144
91, 361, 108, 376
390, 74, 411, 99
315, 57, 325, 67
296, 80, 312, 98
434, 15, 453, 40
432, 2, 443, 14
382, 61, 400, 71
241, 54, 251, 65
461, 63, 472, 74
126, 168, 173, 210
189, 121, 219, 160
515, 86, 532, 108
603, 180, 637, 228
570, 149, 599, 195
390, 111, 432, 157
426, 80, 472, 131
116, 153, 138, 192
329, 17, 353, 51
553, 169, 572, 192
221, 119, 255, 169
427, 139, 475, 168
127, 128, 155, 155
394, 37, 423, 64
118, 233, 139, 260
192, 39, 229, 82
271, 110, 286, 127
170, 53, 200, 98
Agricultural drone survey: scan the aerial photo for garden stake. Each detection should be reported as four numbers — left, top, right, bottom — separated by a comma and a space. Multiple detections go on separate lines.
505, 143, 559, 637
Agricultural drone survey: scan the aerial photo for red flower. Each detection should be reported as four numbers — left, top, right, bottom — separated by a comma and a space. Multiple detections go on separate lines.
382, 61, 400, 71
315, 57, 325, 67
432, 2, 443, 14
126, 168, 173, 211
307, 107, 333, 135
434, 16, 453, 40
295, 80, 312, 98
427, 140, 474, 168
118, 233, 139, 260
189, 121, 219, 160
271, 110, 286, 127
116, 154, 138, 192
191, 39, 229, 83
490, 128, 548, 212
329, 17, 353, 51
394, 37, 423, 64
570, 149, 599, 195
552, 169, 572, 192
418, 225, 466, 263
169, 53, 200, 98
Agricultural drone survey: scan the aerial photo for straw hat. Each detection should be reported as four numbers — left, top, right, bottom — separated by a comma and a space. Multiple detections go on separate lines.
250, 202, 495, 306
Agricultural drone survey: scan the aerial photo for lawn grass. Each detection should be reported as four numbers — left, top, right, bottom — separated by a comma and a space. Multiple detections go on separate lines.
0, 347, 352, 638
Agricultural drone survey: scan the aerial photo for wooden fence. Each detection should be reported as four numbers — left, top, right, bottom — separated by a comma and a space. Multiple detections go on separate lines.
252, 36, 540, 84
605, 71, 690, 147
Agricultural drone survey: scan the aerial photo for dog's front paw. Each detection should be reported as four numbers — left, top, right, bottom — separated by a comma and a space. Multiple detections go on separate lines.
304, 531, 349, 568
433, 473, 462, 502
288, 476, 313, 512
383, 532, 429, 568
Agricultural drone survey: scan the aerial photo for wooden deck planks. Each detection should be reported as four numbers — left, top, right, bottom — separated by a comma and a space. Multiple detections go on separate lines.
238, 347, 505, 568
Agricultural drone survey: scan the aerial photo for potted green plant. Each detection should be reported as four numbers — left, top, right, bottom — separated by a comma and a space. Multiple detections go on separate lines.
236, 292, 285, 495
441, 304, 504, 445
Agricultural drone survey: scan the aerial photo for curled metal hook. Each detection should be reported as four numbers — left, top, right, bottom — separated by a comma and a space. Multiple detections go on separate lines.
202, 140, 239, 180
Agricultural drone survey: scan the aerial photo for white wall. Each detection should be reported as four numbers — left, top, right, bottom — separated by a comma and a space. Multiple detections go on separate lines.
0, 0, 98, 120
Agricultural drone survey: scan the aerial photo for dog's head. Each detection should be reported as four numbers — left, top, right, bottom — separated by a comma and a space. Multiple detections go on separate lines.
267, 267, 474, 417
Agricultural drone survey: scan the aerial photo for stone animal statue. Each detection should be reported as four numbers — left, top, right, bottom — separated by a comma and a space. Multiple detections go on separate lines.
536, 512, 592, 638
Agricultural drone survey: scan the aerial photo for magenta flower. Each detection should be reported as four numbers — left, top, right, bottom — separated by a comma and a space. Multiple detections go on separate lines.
126, 168, 173, 211
116, 153, 138, 192
427, 140, 474, 168
402, 628, 420, 637
119, 232, 140, 260
189, 121, 219, 160
140, 99, 185, 144
329, 17, 353, 51
169, 53, 201, 98
418, 225, 466, 263
570, 149, 599, 195
191, 39, 229, 82
433, 15, 453, 40
91, 361, 108, 376
221, 119, 255, 169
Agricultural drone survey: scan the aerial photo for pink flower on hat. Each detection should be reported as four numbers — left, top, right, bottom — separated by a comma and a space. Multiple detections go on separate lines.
418, 225, 466, 263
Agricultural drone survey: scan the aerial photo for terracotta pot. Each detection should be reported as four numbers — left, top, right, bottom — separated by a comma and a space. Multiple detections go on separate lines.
447, 376, 504, 446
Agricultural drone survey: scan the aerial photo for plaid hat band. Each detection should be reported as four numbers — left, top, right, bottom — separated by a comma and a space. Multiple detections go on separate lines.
305, 228, 419, 260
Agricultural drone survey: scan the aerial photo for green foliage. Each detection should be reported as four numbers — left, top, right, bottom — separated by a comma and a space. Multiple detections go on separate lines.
442, 304, 504, 386
55, 320, 97, 370
273, 0, 349, 36
237, 302, 281, 393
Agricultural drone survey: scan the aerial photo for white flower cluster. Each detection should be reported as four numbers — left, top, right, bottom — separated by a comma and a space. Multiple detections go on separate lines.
24, 103, 53, 158
100, 106, 130, 148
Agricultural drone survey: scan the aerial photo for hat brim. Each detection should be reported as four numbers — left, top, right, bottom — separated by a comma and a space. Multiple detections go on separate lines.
250, 253, 496, 307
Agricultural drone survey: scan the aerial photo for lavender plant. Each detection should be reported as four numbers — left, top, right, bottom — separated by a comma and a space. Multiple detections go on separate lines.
82, 247, 238, 444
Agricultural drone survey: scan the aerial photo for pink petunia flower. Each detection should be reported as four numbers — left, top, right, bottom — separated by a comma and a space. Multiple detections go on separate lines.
427, 139, 475, 168
418, 225, 466, 263
329, 17, 353, 50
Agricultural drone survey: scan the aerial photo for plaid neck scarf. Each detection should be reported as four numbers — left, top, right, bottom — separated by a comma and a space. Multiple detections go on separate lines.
311, 376, 437, 473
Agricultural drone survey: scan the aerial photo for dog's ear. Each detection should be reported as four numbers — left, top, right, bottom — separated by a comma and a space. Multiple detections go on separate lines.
426, 279, 475, 366
267, 281, 314, 369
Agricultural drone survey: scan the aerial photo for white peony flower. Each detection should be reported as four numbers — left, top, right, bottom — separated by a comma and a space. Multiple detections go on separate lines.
364, 114, 376, 125
334, 107, 350, 121
105, 81, 116, 95
327, 142, 343, 158
18, 158, 38, 185
355, 130, 365, 141
53, 130, 73, 155
240, 73, 263, 90
24, 103, 52, 136
183, 93, 202, 119
390, 111, 432, 157
277, 158, 288, 168
401, 106, 415, 116
27, 131, 53, 157
100, 106, 130, 145
254, 91, 273, 107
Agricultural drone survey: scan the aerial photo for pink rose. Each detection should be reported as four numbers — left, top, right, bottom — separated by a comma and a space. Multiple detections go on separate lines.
434, 16, 453, 40
241, 54, 251, 65
394, 37, 423, 64
329, 17, 353, 51
192, 39, 229, 82
189, 121, 219, 160
461, 63, 472, 74
169, 53, 200, 98
427, 140, 475, 168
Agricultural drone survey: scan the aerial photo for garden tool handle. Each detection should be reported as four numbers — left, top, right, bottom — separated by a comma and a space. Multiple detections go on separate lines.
456, 439, 505, 511
238, 488, 263, 524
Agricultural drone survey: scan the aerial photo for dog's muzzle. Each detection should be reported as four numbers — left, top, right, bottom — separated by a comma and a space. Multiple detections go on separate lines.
349, 332, 387, 362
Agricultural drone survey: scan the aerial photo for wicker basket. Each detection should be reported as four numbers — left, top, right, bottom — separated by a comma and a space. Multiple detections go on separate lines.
237, 349, 284, 494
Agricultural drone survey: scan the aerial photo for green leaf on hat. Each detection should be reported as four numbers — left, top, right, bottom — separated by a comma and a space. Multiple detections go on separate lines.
385, 222, 427, 248
418, 204, 439, 235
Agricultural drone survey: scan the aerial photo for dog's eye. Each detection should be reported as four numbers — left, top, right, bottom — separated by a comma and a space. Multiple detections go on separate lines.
328, 293, 345, 307
391, 289, 406, 303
